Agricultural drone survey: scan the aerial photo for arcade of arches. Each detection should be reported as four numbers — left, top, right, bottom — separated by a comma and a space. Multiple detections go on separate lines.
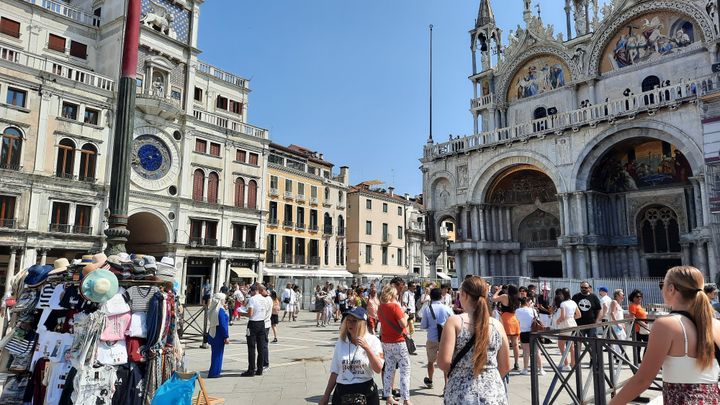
433, 137, 711, 279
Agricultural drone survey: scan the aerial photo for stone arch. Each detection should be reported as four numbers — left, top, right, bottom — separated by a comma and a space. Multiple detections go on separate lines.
426, 171, 456, 211
518, 209, 561, 248
587, 1, 714, 75
435, 212, 457, 243
126, 209, 172, 256
496, 46, 579, 105
469, 150, 566, 203
572, 120, 703, 191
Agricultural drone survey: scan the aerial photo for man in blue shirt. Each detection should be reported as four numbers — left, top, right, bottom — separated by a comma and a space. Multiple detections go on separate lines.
420, 288, 453, 388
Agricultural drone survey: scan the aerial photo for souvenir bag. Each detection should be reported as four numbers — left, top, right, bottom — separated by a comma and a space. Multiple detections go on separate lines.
0, 374, 29, 404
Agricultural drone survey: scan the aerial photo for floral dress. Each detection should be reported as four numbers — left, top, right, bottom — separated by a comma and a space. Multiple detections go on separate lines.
444, 319, 507, 405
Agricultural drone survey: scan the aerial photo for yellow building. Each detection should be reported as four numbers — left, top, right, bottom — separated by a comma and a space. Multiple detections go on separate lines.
347, 183, 412, 276
263, 144, 351, 288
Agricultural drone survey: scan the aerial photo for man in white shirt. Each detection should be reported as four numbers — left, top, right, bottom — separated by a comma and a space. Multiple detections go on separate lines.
281, 284, 295, 322
402, 281, 417, 335
441, 284, 453, 307
598, 286, 612, 321
261, 286, 273, 370
240, 284, 268, 376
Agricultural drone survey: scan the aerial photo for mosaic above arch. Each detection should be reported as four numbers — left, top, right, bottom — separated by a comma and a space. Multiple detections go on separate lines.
488, 166, 557, 204
507, 55, 569, 102
600, 11, 701, 74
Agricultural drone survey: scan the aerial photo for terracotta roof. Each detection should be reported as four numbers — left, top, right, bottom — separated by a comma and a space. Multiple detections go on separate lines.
349, 183, 412, 204
269, 142, 333, 167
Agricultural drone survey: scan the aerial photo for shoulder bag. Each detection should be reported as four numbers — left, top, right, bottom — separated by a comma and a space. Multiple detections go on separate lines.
379, 306, 416, 354
428, 303, 443, 340
531, 309, 546, 332
448, 333, 476, 377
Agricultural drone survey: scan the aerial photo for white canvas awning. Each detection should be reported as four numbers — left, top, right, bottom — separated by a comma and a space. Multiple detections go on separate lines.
229, 267, 257, 278
436, 272, 452, 280
262, 268, 353, 278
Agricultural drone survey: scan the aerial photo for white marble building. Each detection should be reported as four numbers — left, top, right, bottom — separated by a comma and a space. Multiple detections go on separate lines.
0, 0, 269, 302
421, 0, 720, 283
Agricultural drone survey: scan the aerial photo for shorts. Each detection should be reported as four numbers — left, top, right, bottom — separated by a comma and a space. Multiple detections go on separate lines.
501, 312, 520, 336
426, 340, 440, 364
271, 314, 279, 326
520, 331, 531, 344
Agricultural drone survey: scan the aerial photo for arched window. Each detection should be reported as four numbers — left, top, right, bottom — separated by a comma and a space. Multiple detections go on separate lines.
192, 169, 204, 201
338, 215, 345, 236
324, 187, 330, 201
642, 75, 661, 105
639, 206, 681, 253
518, 209, 561, 248
336, 241, 340, 266
0, 127, 22, 170
207, 172, 219, 203
79, 144, 97, 181
323, 213, 333, 235
56, 138, 76, 178
324, 240, 329, 266
234, 177, 245, 208
338, 191, 343, 203
533, 107, 547, 132
247, 180, 257, 209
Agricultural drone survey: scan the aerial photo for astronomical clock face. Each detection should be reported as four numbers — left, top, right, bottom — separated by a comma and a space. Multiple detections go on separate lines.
132, 135, 171, 180
130, 128, 180, 191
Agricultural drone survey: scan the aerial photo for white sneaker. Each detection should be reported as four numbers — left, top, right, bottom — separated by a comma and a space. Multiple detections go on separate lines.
560, 365, 572, 372
520, 368, 530, 375
539, 368, 547, 376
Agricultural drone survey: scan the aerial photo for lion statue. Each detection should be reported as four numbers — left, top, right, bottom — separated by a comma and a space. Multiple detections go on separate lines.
140, 0, 175, 37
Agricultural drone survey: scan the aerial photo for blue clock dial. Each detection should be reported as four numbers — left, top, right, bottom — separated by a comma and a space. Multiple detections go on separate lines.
138, 144, 163, 171
131, 135, 172, 180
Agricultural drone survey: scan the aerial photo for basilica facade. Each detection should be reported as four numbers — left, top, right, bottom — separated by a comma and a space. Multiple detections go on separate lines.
421, 0, 720, 282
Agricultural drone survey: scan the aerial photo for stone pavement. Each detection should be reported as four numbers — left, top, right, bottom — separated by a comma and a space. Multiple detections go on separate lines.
183, 312, 660, 404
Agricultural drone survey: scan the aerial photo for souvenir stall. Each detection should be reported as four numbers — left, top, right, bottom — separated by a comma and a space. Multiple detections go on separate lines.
0, 252, 183, 404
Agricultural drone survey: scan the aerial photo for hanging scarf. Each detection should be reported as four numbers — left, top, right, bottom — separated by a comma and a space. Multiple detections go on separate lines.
207, 293, 226, 338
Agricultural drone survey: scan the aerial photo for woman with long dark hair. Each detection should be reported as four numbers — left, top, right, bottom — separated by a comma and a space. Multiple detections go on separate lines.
438, 276, 510, 404
609, 266, 720, 404
492, 284, 521, 370
555, 288, 580, 371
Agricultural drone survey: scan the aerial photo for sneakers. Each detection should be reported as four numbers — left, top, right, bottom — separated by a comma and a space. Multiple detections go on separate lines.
272, 338, 278, 343
240, 370, 256, 377
560, 365, 572, 372
539, 368, 547, 376
423, 377, 433, 388
513, 363, 520, 371
520, 368, 530, 375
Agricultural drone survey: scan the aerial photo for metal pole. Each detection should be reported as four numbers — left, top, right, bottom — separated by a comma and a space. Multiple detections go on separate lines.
427, 24, 433, 143
104, 0, 141, 255
530, 334, 540, 405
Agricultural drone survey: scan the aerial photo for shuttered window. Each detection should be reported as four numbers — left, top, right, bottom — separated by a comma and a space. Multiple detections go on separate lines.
247, 180, 257, 209
0, 18, 20, 38
195, 139, 207, 153
216, 96, 228, 110
48, 34, 66, 52
248, 152, 258, 166
236, 149, 246, 162
207, 172, 219, 203
192, 169, 204, 201
69, 40, 87, 59
209, 142, 221, 156
235, 178, 245, 207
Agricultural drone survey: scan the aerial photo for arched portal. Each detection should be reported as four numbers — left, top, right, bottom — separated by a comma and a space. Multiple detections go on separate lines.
637, 205, 682, 277
127, 212, 170, 256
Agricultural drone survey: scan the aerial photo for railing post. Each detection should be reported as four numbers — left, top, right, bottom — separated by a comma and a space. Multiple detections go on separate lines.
530, 333, 540, 405
592, 337, 606, 405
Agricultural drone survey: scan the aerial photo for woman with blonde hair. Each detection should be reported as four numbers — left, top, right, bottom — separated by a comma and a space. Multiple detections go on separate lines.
377, 284, 412, 405
438, 276, 510, 404
320, 307, 384, 405
609, 266, 720, 404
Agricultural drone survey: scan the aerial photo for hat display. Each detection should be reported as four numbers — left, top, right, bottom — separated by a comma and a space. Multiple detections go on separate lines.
346, 307, 368, 321
79, 255, 94, 264
49, 258, 70, 275
82, 252, 109, 277
81, 269, 119, 303
155, 257, 176, 282
143, 256, 157, 270
24, 264, 53, 287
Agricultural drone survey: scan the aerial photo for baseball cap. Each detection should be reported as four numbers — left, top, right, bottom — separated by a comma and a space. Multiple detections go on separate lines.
598, 286, 609, 293
346, 307, 368, 321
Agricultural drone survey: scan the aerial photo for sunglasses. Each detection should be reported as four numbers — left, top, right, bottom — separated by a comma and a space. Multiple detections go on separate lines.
580, 286, 590, 290
658, 281, 665, 290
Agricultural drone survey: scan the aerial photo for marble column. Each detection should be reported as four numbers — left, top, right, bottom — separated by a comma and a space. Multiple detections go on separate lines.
620, 247, 629, 277
681, 243, 692, 266
587, 193, 596, 235
479, 205, 487, 241
471, 205, 480, 241
691, 179, 702, 229
4, 247, 18, 296
564, 247, 575, 278
589, 246, 600, 278
698, 176, 709, 227
472, 250, 480, 276
707, 242, 717, 279
576, 246, 588, 280
39, 249, 48, 266
630, 247, 642, 278
466, 252, 473, 278
505, 207, 512, 241
458, 206, 466, 241
479, 250, 489, 277
500, 251, 508, 277
493, 207, 501, 242
575, 192, 587, 236
496, 207, 504, 242
561, 194, 572, 235
209, 258, 217, 294
513, 251, 521, 276
456, 251, 464, 279
697, 241, 709, 278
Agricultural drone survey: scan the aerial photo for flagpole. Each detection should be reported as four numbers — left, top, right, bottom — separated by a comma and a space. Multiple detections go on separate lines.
427, 24, 433, 144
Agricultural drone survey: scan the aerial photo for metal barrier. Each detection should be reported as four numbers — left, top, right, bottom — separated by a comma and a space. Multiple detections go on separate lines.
529, 318, 661, 405
178, 304, 208, 346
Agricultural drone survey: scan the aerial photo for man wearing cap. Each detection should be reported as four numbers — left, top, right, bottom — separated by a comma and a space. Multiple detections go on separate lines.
240, 284, 268, 376
598, 286, 612, 322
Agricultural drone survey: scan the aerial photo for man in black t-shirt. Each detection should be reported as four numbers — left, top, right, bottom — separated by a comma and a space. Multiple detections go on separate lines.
572, 281, 602, 337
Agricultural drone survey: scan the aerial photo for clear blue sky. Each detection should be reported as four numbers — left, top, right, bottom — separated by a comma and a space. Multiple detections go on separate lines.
197, 1, 600, 196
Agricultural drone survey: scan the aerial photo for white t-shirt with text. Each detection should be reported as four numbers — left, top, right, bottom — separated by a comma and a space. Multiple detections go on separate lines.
330, 333, 383, 385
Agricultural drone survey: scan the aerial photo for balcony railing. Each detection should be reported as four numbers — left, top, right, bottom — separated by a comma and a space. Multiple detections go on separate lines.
232, 240, 257, 249
0, 44, 113, 91
196, 61, 248, 89
266, 251, 279, 263
427, 73, 720, 160
308, 224, 319, 232
192, 109, 268, 139
310, 197, 319, 205
204, 238, 218, 246
0, 162, 20, 171
294, 255, 306, 265
309, 256, 321, 266
382, 234, 392, 245
269, 188, 279, 197
268, 217, 279, 226
0, 218, 17, 228
73, 225, 92, 235
296, 194, 306, 203
336, 226, 345, 237
49, 223, 71, 233
189, 237, 218, 247
295, 222, 306, 230
283, 191, 293, 200
23, 0, 100, 27
282, 254, 294, 264
283, 220, 294, 228
56, 172, 75, 180
78, 175, 96, 183
471, 94, 495, 109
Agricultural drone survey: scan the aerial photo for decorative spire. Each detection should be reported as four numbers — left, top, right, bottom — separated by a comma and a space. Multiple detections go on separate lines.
476, 0, 495, 28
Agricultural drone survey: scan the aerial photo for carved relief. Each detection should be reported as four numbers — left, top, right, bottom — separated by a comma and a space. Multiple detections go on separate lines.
140, 0, 190, 43
457, 165, 469, 188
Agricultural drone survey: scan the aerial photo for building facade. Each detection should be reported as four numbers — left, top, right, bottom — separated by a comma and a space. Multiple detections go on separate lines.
263, 143, 351, 286
422, 0, 720, 283
347, 184, 412, 277
0, 0, 269, 302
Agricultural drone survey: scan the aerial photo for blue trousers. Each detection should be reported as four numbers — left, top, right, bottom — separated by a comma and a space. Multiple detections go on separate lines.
209, 339, 225, 378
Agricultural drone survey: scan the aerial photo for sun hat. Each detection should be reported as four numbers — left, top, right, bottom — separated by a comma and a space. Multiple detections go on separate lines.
81, 269, 119, 303
155, 257, 176, 282
82, 253, 109, 276
143, 256, 157, 270
49, 258, 70, 275
79, 255, 94, 265
24, 264, 53, 287
346, 307, 368, 321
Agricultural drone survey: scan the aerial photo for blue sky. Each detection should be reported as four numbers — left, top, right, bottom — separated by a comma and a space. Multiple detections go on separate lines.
197, 1, 601, 196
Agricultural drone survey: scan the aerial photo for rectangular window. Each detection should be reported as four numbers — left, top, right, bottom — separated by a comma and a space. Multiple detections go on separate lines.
193, 87, 203, 102
236, 149, 246, 162
382, 246, 388, 265
296, 207, 305, 226
229, 100, 242, 114
298, 183, 305, 196
398, 206, 402, 215
0, 18, 20, 38
6, 87, 26, 107
205, 221, 218, 240
61, 102, 78, 120
382, 223, 388, 240
74, 204, 92, 233
283, 204, 293, 223
171, 88, 181, 101
285, 179, 292, 193
365, 245, 372, 264
209, 142, 221, 157
268, 154, 283, 165
0, 195, 16, 225
366, 199, 372, 209
311, 186, 318, 198
48, 34, 66, 52
69, 40, 87, 59
50, 201, 70, 232
248, 152, 259, 165
216, 95, 228, 110
398, 225, 403, 240
365, 220, 372, 235
383, 203, 388, 213
189, 219, 203, 238
195, 139, 207, 153
268, 202, 278, 224
270, 175, 278, 189
310, 209, 318, 228
84, 108, 99, 125
397, 248, 403, 266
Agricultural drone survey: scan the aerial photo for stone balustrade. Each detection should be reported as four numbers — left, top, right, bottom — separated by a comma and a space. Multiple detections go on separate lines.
192, 109, 268, 139
196, 61, 247, 89
23, 0, 100, 27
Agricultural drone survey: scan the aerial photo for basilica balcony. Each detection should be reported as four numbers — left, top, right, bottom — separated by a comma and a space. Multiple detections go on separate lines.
135, 91, 183, 120
426, 73, 720, 160
22, 0, 100, 27
471, 94, 494, 110
0, 44, 113, 91
196, 61, 248, 90
192, 109, 268, 139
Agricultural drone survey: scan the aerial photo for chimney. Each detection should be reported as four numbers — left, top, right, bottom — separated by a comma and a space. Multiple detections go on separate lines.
404, 193, 410, 200
388, 187, 395, 196
339, 166, 349, 184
